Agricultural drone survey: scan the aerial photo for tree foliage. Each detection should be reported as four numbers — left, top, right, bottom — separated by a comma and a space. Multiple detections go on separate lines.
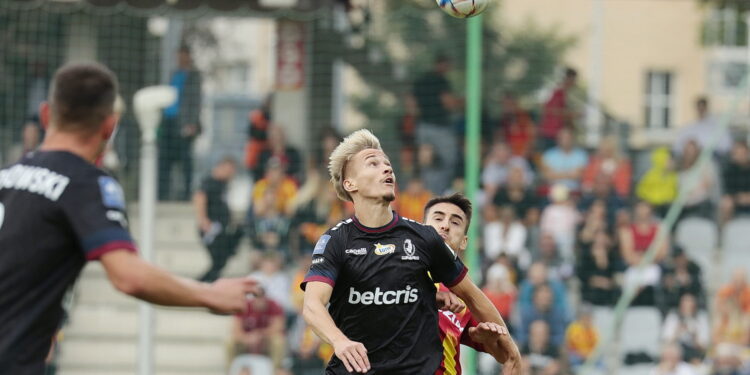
342, 0, 575, 126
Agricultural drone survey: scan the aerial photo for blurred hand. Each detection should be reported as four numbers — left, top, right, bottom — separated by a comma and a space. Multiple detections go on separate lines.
199, 217, 213, 233
467, 322, 508, 345
436, 291, 465, 313
332, 337, 370, 373
204, 277, 260, 314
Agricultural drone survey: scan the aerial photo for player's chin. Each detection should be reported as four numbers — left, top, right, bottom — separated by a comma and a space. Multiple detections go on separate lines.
383, 192, 396, 202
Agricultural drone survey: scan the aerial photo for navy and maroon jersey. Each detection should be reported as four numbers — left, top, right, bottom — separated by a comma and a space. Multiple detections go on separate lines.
0, 151, 137, 374
301, 212, 467, 374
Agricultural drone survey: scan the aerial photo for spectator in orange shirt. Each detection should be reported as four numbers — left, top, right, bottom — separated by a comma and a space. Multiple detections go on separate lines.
565, 305, 599, 368
716, 268, 750, 314
251, 157, 298, 254
395, 177, 433, 221
253, 157, 298, 216
482, 263, 517, 321
245, 94, 272, 173
581, 136, 632, 198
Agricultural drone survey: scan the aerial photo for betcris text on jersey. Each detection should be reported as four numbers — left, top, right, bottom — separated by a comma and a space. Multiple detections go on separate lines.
347, 286, 419, 305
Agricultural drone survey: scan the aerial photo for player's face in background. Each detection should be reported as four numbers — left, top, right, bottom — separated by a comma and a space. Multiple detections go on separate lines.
344, 148, 396, 202
425, 202, 468, 255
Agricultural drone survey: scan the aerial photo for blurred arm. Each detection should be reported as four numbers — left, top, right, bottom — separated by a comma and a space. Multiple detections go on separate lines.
100, 250, 254, 313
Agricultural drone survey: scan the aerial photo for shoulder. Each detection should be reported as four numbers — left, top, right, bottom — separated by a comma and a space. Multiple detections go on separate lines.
59, 160, 120, 202
399, 216, 440, 239
322, 218, 355, 241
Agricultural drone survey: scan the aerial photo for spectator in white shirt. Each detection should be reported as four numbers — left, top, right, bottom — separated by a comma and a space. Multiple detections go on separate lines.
249, 253, 291, 312
673, 97, 731, 156
483, 205, 528, 265
650, 344, 697, 375
662, 293, 710, 364
482, 142, 533, 197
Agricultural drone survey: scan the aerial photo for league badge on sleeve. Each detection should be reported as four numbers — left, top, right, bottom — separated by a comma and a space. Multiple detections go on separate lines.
313, 234, 331, 255
98, 176, 126, 210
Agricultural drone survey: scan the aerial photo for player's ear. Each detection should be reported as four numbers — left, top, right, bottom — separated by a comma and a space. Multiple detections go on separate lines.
460, 235, 468, 252
343, 177, 357, 194
101, 114, 119, 140
39, 102, 50, 131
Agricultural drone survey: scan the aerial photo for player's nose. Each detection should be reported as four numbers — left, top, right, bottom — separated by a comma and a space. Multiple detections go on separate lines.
382, 165, 393, 176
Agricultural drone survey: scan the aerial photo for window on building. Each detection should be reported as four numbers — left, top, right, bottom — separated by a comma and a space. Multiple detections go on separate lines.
704, 7, 748, 47
644, 71, 673, 129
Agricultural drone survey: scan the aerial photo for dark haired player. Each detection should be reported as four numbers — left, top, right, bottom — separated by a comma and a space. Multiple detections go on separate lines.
0, 63, 258, 374
423, 194, 516, 374
301, 130, 520, 374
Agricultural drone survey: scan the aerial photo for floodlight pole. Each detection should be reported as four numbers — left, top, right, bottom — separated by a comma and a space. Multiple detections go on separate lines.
464, 13, 483, 375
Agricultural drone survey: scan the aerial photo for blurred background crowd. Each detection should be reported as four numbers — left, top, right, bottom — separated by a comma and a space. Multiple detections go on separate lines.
2, 1, 750, 375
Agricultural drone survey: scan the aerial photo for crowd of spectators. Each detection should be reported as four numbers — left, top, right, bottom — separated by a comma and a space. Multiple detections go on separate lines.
192, 62, 750, 374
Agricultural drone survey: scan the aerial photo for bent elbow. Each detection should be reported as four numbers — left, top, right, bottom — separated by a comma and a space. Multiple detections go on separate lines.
113, 274, 146, 297
301, 300, 318, 325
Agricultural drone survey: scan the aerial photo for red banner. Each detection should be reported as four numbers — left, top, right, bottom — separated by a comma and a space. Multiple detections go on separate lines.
276, 20, 305, 90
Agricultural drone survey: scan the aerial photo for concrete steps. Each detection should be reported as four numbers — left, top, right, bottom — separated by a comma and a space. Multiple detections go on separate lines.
58, 202, 250, 374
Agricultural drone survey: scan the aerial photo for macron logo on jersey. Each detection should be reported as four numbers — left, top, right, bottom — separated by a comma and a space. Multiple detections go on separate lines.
348, 286, 419, 305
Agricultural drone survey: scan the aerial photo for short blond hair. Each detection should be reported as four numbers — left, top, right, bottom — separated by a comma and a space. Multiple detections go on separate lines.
328, 129, 382, 201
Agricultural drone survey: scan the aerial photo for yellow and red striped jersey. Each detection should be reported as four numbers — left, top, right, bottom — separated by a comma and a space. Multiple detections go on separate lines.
435, 284, 484, 375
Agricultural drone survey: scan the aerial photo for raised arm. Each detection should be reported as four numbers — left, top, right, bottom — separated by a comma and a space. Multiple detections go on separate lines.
303, 282, 370, 373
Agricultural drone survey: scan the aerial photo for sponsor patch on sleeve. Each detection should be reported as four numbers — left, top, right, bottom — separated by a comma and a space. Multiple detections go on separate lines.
313, 234, 331, 255
98, 176, 126, 210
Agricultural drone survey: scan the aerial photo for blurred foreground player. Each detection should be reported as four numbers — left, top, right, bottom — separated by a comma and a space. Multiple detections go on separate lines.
423, 194, 517, 374
301, 130, 520, 374
0, 63, 259, 374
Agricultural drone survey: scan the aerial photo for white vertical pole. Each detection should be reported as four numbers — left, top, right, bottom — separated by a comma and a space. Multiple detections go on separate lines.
138, 137, 156, 375
586, 0, 604, 147
134, 86, 177, 375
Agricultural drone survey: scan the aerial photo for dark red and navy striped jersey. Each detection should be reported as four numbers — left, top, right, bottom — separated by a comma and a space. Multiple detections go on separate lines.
0, 151, 137, 374
301, 213, 467, 374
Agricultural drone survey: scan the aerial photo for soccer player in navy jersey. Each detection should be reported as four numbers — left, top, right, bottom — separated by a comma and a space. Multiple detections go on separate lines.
423, 194, 518, 374
301, 130, 520, 374
0, 63, 259, 374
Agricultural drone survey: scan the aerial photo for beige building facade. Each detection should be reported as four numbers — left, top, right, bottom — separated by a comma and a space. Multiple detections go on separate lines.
496, 0, 747, 146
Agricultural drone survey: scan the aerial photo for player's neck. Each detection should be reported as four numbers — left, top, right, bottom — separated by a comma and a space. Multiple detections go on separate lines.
40, 130, 101, 164
353, 198, 393, 228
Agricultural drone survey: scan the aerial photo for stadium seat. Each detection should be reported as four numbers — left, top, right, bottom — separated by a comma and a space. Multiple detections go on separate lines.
620, 364, 654, 375
721, 217, 750, 281
592, 306, 615, 337
620, 307, 661, 358
675, 217, 717, 271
